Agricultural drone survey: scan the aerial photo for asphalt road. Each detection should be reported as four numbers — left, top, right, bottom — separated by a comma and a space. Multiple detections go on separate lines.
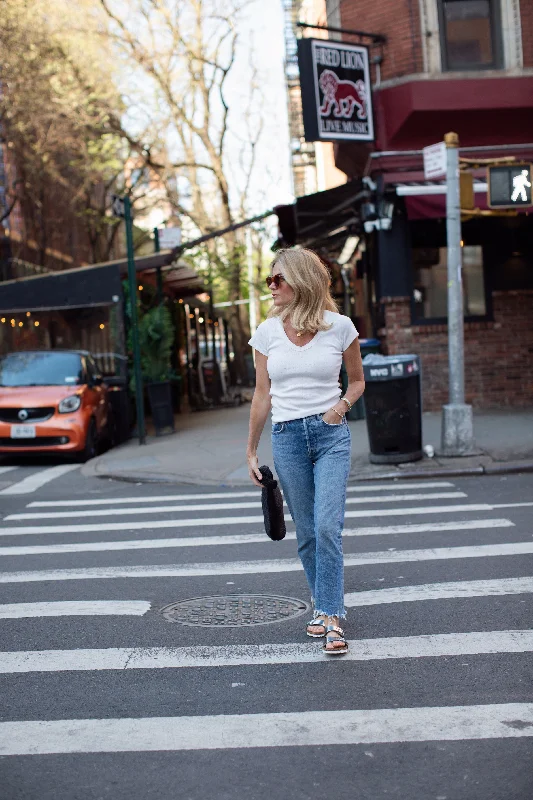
0, 462, 532, 800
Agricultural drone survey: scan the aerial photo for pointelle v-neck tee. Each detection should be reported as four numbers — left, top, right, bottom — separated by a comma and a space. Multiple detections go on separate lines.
248, 310, 359, 423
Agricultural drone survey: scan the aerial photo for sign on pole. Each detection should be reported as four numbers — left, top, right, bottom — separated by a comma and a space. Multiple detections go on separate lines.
488, 164, 532, 208
111, 194, 126, 219
158, 227, 182, 249
423, 142, 447, 180
297, 38, 374, 142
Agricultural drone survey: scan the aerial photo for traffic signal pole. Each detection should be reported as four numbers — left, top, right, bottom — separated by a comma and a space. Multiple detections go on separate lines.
124, 196, 146, 445
153, 227, 164, 307
440, 132, 475, 456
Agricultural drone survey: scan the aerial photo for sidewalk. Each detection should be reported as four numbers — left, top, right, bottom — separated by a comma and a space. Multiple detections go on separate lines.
83, 404, 533, 486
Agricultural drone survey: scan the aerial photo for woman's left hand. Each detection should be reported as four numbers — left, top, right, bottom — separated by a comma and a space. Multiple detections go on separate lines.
247, 452, 264, 487
322, 407, 344, 425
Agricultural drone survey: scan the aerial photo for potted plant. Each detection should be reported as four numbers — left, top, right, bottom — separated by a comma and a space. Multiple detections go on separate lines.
138, 305, 175, 435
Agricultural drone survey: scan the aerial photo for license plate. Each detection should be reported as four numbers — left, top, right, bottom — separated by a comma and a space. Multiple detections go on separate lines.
10, 425, 36, 439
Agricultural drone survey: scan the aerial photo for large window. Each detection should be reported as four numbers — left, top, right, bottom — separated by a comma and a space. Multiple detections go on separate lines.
438, 0, 502, 71
412, 246, 488, 321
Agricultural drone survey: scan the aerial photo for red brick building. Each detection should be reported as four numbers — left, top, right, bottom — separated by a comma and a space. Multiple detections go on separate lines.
324, 0, 533, 409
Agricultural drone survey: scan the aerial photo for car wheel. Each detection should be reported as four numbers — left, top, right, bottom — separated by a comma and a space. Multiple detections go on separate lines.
77, 419, 97, 463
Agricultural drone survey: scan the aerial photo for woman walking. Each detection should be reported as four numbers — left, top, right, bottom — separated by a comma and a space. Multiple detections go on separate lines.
247, 248, 365, 655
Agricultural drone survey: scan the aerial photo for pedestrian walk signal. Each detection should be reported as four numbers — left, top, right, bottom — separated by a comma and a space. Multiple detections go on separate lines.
488, 164, 532, 208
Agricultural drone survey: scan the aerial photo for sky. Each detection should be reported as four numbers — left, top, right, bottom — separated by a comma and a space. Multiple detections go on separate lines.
225, 0, 294, 215
112, 0, 294, 229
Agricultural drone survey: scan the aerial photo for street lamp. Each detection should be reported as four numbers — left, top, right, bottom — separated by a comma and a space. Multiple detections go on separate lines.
361, 199, 394, 232
361, 201, 377, 233
377, 199, 395, 230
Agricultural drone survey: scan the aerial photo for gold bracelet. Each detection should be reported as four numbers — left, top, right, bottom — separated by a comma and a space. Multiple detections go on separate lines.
332, 407, 344, 420
340, 396, 352, 410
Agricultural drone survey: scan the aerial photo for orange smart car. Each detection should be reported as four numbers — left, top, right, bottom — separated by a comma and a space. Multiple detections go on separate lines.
0, 350, 111, 462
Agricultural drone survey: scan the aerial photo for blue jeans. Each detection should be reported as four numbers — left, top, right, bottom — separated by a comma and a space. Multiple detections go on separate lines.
271, 413, 351, 619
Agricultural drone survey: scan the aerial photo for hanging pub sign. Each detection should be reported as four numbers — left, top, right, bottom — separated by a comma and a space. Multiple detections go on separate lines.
297, 38, 374, 143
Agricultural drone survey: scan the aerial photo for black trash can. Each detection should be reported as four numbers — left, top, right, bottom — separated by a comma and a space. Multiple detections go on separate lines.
340, 338, 380, 420
103, 376, 132, 445
362, 354, 423, 464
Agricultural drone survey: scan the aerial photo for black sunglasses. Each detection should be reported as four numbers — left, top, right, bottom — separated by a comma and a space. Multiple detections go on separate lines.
266, 274, 287, 289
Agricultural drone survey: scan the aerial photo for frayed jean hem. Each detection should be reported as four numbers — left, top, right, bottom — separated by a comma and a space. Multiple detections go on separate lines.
313, 603, 347, 621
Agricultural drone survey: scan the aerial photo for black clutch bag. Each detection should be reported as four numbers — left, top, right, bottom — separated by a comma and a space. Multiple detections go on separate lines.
258, 466, 286, 541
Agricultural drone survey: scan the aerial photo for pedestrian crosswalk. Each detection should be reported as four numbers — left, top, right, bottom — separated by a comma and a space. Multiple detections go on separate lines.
0, 517, 514, 556
23, 480, 460, 506
4, 490, 468, 519
2, 703, 533, 757
2, 501, 526, 537
0, 463, 79, 495
1, 474, 532, 787
3, 628, 533, 674
345, 576, 533, 606
2, 543, 533, 583
0, 600, 152, 619
3, 702, 533, 756
0, 466, 18, 476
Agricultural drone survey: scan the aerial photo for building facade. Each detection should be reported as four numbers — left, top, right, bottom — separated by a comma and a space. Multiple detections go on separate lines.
320, 0, 533, 409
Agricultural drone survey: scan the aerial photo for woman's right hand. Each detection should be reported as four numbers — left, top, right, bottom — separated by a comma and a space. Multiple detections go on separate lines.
247, 452, 263, 488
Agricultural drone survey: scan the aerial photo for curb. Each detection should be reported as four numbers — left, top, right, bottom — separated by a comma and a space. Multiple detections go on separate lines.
93, 459, 533, 487
93, 470, 253, 488
352, 461, 533, 482
483, 460, 533, 476
351, 466, 484, 481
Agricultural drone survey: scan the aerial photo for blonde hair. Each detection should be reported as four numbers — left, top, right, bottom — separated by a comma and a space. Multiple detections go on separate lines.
267, 248, 339, 334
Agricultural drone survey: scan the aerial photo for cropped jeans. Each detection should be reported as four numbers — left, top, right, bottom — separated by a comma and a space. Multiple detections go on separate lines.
271, 413, 351, 619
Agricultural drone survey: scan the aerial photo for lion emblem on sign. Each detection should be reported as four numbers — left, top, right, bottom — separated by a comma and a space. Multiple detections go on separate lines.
319, 69, 367, 120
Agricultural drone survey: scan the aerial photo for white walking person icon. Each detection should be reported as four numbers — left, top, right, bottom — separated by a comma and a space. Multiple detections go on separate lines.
511, 169, 531, 202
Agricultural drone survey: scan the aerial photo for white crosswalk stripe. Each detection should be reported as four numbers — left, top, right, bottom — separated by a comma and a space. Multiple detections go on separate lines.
0, 601, 151, 619
5, 491, 467, 520
345, 576, 533, 606
25, 481, 456, 507
2, 704, 533, 756
2, 629, 532, 674
1, 542, 532, 584
0, 464, 79, 495
0, 466, 18, 476
0, 503, 501, 536
0, 476, 531, 774
0, 518, 514, 556
25, 482, 456, 508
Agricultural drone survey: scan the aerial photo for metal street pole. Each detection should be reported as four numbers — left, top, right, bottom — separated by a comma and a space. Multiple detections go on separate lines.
125, 196, 146, 445
440, 132, 475, 456
208, 265, 217, 363
153, 227, 164, 307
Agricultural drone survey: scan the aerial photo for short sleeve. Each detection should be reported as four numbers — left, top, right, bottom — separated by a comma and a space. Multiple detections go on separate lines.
248, 320, 270, 356
339, 315, 359, 351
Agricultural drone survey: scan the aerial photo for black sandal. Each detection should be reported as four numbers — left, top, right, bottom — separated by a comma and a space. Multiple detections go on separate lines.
306, 616, 327, 638
323, 624, 349, 655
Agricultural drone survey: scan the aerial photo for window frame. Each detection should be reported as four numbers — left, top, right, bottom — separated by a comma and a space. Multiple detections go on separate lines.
437, 0, 504, 72
85, 355, 103, 386
410, 244, 493, 326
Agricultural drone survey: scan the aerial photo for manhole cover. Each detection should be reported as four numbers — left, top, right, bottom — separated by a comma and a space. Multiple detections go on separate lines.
159, 594, 309, 627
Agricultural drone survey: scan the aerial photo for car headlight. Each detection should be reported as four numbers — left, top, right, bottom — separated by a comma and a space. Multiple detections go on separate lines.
58, 395, 82, 413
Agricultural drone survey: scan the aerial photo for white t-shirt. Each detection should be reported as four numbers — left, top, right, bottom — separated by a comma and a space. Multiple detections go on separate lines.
248, 310, 359, 423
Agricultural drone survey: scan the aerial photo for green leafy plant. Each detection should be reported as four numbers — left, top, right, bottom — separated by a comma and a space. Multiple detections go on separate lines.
137, 305, 174, 385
